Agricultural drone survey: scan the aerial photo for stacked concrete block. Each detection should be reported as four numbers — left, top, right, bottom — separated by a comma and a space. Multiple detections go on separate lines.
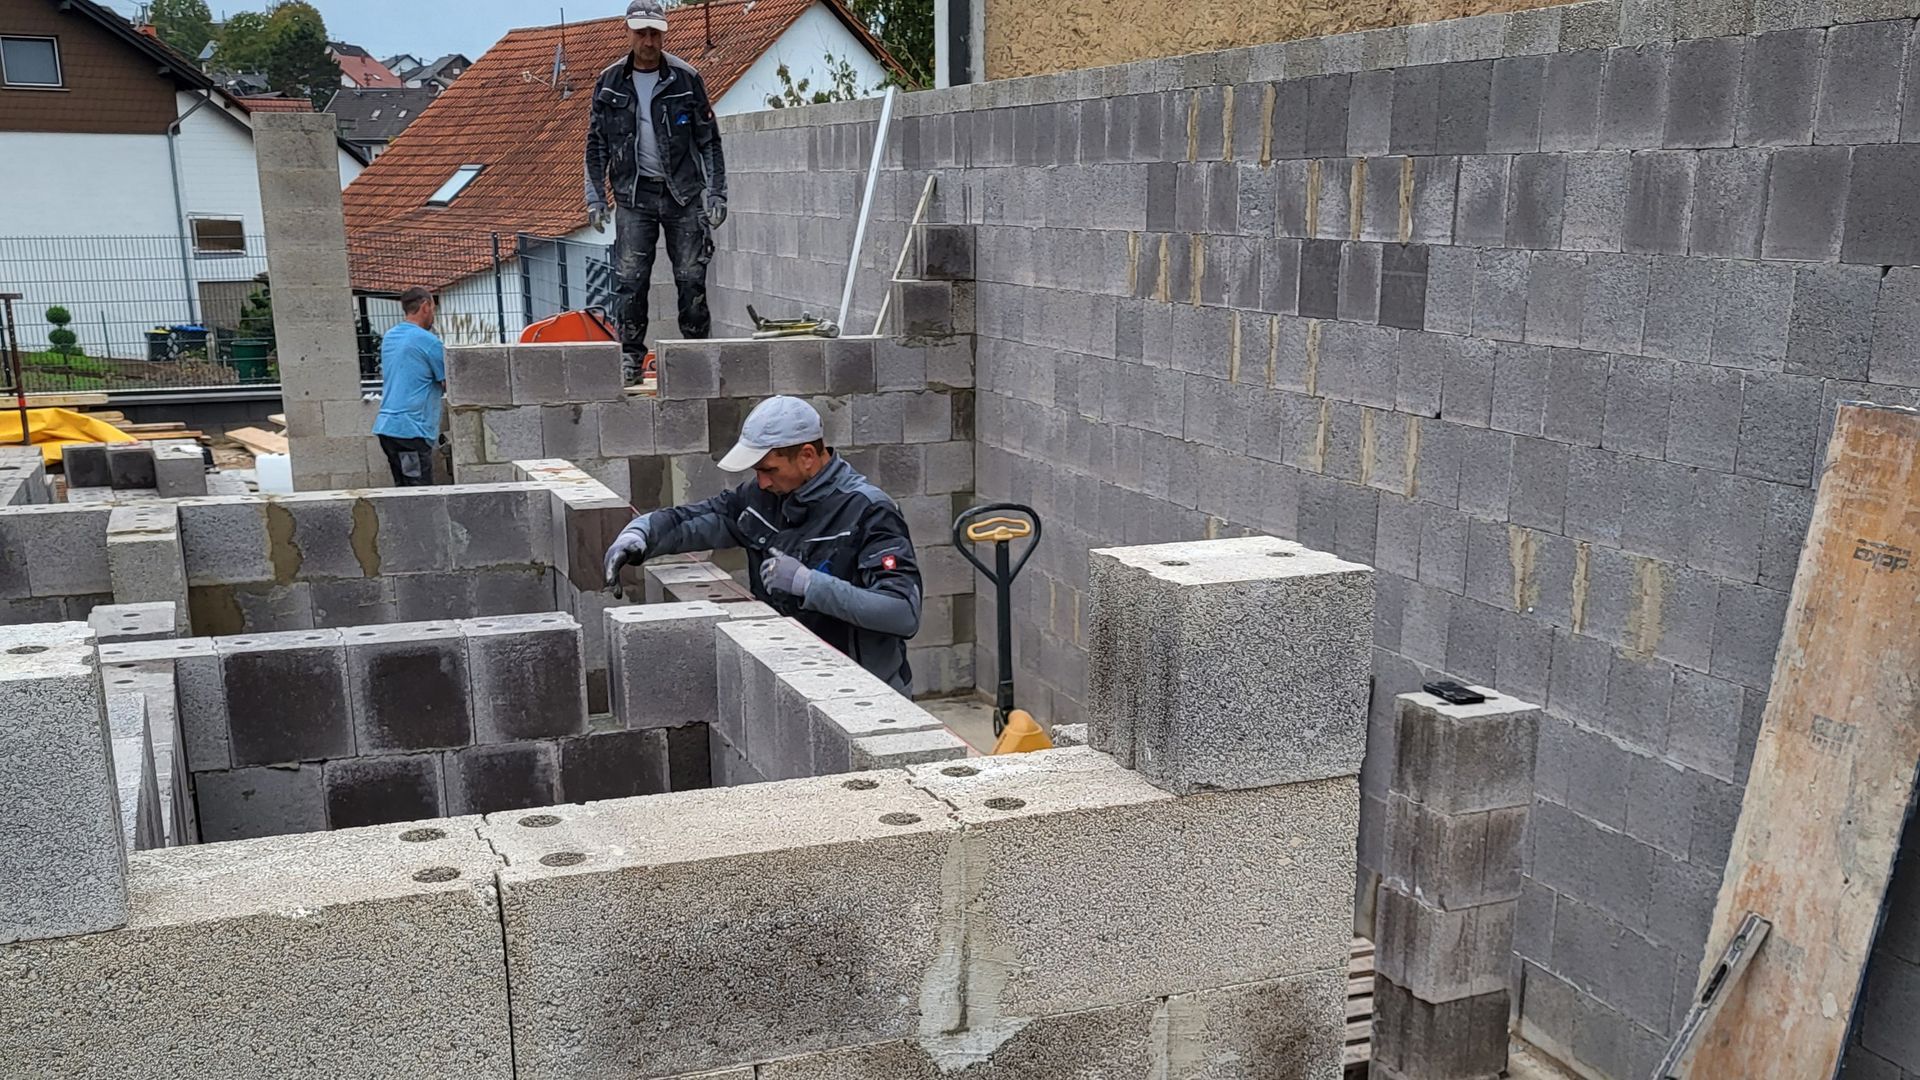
345, 622, 472, 754
106, 503, 189, 625
848, 727, 972, 768
105, 443, 158, 491
219, 628, 354, 767
1372, 688, 1539, 1080
152, 443, 208, 498
0, 622, 126, 943
446, 342, 639, 487
0, 446, 52, 506
0, 820, 512, 1076
0, 504, 112, 622
88, 601, 180, 643
765, 661, 901, 778
254, 113, 377, 490
644, 558, 756, 605
716, 616, 855, 777
607, 600, 742, 729
1087, 535, 1373, 794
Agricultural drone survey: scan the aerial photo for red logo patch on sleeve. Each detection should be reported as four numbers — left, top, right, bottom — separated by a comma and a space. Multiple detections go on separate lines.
882, 554, 897, 570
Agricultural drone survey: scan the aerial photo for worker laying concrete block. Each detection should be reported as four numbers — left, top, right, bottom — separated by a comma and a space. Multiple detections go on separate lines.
0, 622, 126, 943
1088, 535, 1373, 794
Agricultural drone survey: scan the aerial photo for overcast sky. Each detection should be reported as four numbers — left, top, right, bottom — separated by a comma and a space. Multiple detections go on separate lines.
101, 0, 592, 63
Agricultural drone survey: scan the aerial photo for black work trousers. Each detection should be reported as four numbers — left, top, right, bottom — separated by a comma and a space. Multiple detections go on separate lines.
378, 435, 437, 487
612, 178, 712, 355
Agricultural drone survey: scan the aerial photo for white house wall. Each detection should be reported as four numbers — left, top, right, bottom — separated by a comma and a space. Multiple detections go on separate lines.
717, 3, 891, 115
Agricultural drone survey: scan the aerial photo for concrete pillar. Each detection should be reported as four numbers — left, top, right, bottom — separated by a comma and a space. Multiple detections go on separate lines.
0, 623, 127, 943
1372, 688, 1540, 1080
253, 112, 375, 491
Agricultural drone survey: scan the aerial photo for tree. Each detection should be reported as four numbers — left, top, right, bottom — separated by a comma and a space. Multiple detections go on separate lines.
262, 2, 337, 105
44, 306, 83, 361
847, 0, 931, 89
217, 10, 274, 72
151, 0, 215, 60
765, 52, 866, 109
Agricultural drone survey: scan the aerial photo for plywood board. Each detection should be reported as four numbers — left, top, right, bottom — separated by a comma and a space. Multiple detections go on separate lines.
1691, 403, 1920, 1078
225, 426, 289, 456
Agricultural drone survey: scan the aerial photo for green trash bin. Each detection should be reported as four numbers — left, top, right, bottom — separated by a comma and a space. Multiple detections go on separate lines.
227, 338, 271, 383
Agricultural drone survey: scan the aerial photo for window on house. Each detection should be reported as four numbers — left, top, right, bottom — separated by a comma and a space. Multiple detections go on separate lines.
426, 164, 483, 206
190, 217, 247, 255
1, 36, 63, 88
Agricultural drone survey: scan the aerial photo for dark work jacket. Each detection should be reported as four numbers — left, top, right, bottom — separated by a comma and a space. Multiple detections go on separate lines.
637, 454, 922, 690
584, 51, 728, 211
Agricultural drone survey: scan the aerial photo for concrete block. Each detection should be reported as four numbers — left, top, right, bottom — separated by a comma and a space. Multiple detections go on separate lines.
1872, 265, 1920, 388
847, 727, 971, 768
1623, 151, 1696, 255
0, 817, 511, 1075
1665, 36, 1743, 148
1382, 794, 1527, 911
464, 612, 588, 743
510, 343, 569, 404
1788, 263, 1879, 381
755, 997, 1163, 1079
1489, 56, 1546, 153
1561, 151, 1630, 252
607, 601, 730, 731
1739, 28, 1823, 145
63, 443, 111, 488
565, 342, 624, 403
1087, 536, 1372, 793
1764, 145, 1851, 262
906, 749, 1358, 1018
484, 771, 958, 1077
1507, 154, 1567, 249
153, 444, 207, 498
824, 337, 876, 394
106, 443, 157, 490
1373, 885, 1515, 1006
558, 728, 667, 802
345, 621, 472, 753
1370, 976, 1509, 1080
1525, 252, 1586, 348
447, 345, 513, 407
1455, 153, 1511, 248
88, 601, 179, 643
1689, 148, 1770, 259
106, 690, 161, 851
0, 623, 125, 942
1843, 144, 1920, 265
219, 628, 353, 767
1437, 61, 1493, 155
446, 741, 559, 815
1391, 689, 1539, 815
808, 693, 946, 775
1600, 45, 1670, 148
0, 504, 111, 597
1540, 51, 1605, 151
107, 503, 188, 621
767, 662, 897, 779
1736, 371, 1822, 485
1817, 20, 1908, 145
324, 752, 444, 829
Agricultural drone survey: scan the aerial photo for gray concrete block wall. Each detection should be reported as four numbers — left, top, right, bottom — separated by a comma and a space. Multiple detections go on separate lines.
694, 4, 1920, 1076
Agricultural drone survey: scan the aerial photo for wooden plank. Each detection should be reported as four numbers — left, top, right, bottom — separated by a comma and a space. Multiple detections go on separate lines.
1690, 403, 1920, 1079
119, 422, 185, 433
225, 426, 289, 456
23, 392, 109, 407
1343, 1042, 1371, 1066
268, 413, 287, 428
1346, 994, 1372, 1021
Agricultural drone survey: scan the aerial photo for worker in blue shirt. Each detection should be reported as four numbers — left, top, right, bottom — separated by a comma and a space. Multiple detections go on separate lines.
372, 286, 446, 486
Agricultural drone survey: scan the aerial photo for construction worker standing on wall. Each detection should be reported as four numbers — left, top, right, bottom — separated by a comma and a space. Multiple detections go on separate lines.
602, 397, 924, 691
584, 0, 728, 371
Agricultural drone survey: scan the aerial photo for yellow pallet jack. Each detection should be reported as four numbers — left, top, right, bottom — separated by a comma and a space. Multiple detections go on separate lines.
952, 503, 1051, 755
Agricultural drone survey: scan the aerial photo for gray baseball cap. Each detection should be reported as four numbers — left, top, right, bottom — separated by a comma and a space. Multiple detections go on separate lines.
626, 0, 668, 31
718, 396, 825, 472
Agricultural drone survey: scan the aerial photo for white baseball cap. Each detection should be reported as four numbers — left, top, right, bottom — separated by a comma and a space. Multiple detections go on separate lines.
626, 0, 668, 31
718, 396, 826, 472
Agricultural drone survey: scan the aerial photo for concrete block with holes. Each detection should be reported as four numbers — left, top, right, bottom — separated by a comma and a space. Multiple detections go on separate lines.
87, 601, 179, 643
608, 601, 732, 731
808, 693, 948, 775
645, 560, 755, 605
1391, 689, 1540, 814
479, 771, 961, 1078
1087, 535, 1373, 794
0, 818, 512, 1077
767, 661, 897, 779
847, 727, 972, 769
716, 617, 844, 770
902, 748, 1357, 1024
106, 504, 189, 624
0, 622, 127, 943
345, 622, 473, 754
462, 613, 588, 745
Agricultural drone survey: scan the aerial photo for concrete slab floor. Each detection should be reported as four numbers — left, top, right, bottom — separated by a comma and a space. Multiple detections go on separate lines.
919, 695, 996, 752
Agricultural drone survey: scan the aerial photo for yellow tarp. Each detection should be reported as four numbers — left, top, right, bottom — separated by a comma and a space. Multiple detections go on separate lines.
0, 408, 133, 465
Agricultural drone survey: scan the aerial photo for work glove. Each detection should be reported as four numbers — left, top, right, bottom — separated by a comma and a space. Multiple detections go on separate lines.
761, 548, 812, 600
603, 521, 649, 588
588, 204, 609, 233
704, 194, 727, 229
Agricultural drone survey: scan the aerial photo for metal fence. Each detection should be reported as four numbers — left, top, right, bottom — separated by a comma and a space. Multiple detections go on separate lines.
0, 231, 616, 395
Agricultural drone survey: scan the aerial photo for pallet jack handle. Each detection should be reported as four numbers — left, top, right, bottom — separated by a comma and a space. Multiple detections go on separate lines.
952, 503, 1042, 736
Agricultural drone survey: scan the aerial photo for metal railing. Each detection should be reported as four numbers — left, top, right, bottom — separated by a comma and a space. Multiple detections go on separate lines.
0, 231, 616, 396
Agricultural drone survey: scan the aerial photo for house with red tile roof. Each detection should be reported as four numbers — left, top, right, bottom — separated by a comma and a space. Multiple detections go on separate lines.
326, 41, 402, 90
340, 0, 900, 344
